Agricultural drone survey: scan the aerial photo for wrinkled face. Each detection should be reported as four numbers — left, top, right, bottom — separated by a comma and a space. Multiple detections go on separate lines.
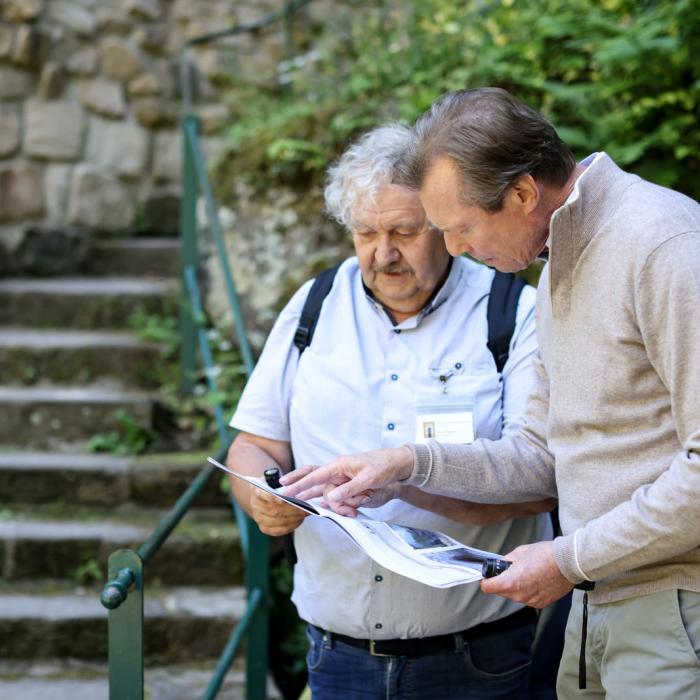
419, 156, 549, 273
352, 184, 451, 319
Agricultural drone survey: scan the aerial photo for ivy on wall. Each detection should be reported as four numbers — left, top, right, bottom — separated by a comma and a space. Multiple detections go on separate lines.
216, 0, 699, 200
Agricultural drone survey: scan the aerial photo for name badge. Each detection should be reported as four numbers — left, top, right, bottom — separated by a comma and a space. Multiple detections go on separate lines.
415, 397, 475, 444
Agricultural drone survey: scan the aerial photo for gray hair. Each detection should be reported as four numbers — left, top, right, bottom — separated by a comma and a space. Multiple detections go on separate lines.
395, 87, 576, 212
324, 123, 414, 230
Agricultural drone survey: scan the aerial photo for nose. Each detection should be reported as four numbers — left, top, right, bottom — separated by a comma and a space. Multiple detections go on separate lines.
375, 233, 401, 266
444, 231, 472, 257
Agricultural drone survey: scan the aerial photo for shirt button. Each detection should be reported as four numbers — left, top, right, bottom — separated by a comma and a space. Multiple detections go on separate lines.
393, 329, 401, 334
387, 423, 395, 431
390, 374, 398, 381
375, 623, 383, 630
455, 362, 462, 369
375, 575, 383, 582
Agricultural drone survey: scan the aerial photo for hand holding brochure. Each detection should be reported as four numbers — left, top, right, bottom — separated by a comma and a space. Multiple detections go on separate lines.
210, 457, 506, 589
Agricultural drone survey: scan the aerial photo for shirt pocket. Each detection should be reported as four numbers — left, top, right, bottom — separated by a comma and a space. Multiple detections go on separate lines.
424, 360, 503, 440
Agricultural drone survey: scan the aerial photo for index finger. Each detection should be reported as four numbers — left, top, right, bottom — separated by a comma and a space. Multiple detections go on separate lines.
278, 465, 315, 485
280, 463, 345, 495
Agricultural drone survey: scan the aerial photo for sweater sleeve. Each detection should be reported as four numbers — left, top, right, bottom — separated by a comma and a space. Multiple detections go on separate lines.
554, 232, 700, 583
407, 349, 557, 502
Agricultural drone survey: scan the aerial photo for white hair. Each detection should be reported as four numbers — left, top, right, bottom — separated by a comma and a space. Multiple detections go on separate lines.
324, 123, 414, 230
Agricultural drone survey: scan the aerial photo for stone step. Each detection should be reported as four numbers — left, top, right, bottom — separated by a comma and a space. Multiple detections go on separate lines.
0, 328, 165, 388
88, 238, 180, 278
0, 384, 154, 449
0, 277, 177, 329
0, 582, 250, 663
0, 451, 228, 508
0, 658, 281, 700
0, 506, 243, 585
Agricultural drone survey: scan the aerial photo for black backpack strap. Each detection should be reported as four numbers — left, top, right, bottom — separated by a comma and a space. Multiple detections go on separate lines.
293, 263, 341, 355
486, 271, 527, 373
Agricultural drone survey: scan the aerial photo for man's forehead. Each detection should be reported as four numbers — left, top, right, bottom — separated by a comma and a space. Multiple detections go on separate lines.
353, 193, 425, 226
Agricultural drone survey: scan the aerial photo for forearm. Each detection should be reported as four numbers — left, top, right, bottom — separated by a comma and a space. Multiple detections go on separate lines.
407, 433, 557, 503
227, 433, 293, 517
398, 485, 556, 526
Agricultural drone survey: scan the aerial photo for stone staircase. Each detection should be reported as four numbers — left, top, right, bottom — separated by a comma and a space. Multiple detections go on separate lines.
0, 238, 264, 699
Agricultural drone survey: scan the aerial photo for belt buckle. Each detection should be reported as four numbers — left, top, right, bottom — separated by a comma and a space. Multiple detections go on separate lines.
369, 640, 392, 657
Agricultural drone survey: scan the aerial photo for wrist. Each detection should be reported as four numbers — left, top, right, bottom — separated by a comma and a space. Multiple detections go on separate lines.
402, 443, 432, 487
396, 446, 415, 481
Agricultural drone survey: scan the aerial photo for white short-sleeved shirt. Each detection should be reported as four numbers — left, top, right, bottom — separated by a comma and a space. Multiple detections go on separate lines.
231, 256, 550, 639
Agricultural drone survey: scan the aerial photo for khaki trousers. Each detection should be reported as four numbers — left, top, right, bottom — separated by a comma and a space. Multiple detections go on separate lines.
557, 588, 700, 699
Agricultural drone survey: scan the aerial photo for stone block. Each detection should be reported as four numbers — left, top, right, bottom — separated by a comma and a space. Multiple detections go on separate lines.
127, 71, 162, 97
132, 96, 177, 128
37, 62, 65, 99
65, 47, 98, 76
67, 164, 135, 231
0, 163, 45, 222
48, 1, 97, 37
95, 8, 131, 34
0, 65, 34, 99
1, 0, 43, 22
25, 99, 85, 160
152, 130, 181, 181
0, 25, 13, 58
100, 37, 143, 83
10, 24, 49, 68
79, 78, 126, 118
44, 164, 72, 224
124, 0, 161, 21
172, 0, 195, 21
197, 103, 229, 135
0, 104, 21, 157
85, 117, 150, 179
134, 26, 166, 56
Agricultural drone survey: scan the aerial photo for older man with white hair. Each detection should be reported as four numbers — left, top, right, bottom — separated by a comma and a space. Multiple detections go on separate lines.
227, 123, 553, 699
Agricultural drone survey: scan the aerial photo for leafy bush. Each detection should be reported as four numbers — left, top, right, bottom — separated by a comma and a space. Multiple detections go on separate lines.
217, 0, 700, 199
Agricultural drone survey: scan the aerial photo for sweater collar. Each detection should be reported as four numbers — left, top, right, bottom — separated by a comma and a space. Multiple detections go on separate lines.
549, 152, 640, 260
545, 152, 639, 309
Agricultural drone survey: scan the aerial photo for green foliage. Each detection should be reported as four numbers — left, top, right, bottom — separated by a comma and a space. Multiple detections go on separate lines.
129, 306, 179, 350
217, 0, 700, 199
72, 558, 104, 586
88, 409, 154, 456
126, 309, 249, 448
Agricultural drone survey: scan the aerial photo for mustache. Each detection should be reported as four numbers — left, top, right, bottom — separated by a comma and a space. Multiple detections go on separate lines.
372, 264, 412, 274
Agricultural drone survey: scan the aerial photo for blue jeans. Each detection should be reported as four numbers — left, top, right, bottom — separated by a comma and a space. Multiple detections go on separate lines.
305, 622, 535, 700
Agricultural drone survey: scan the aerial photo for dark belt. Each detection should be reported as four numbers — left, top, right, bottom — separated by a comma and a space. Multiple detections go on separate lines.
313, 606, 537, 658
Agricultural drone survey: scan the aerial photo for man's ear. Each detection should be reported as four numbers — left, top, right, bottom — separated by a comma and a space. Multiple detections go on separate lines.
508, 174, 540, 213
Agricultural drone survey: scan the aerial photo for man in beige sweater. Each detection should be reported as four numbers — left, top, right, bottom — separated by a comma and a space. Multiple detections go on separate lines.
282, 88, 700, 698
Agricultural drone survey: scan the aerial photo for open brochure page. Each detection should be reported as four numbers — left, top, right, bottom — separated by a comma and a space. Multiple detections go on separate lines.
209, 457, 496, 588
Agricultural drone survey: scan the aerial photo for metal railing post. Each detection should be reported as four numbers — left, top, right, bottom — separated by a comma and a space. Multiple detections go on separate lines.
180, 113, 199, 396
245, 527, 270, 700
104, 550, 144, 700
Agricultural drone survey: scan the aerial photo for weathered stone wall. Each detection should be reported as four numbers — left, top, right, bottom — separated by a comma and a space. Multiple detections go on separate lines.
0, 0, 289, 270
0, 0, 356, 342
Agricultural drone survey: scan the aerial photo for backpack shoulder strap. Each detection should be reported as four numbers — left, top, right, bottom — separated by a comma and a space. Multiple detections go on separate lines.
487, 270, 527, 373
293, 263, 341, 355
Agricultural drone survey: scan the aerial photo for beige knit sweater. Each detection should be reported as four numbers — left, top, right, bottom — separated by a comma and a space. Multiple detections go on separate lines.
408, 153, 700, 603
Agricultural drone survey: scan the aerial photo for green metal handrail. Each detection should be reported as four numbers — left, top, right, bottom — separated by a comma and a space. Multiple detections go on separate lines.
100, 112, 271, 699
100, 3, 316, 697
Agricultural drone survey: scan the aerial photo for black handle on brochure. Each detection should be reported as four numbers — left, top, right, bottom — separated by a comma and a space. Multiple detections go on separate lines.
264, 467, 298, 566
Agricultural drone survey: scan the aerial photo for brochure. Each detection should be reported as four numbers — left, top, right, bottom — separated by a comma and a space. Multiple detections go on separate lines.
209, 457, 505, 589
